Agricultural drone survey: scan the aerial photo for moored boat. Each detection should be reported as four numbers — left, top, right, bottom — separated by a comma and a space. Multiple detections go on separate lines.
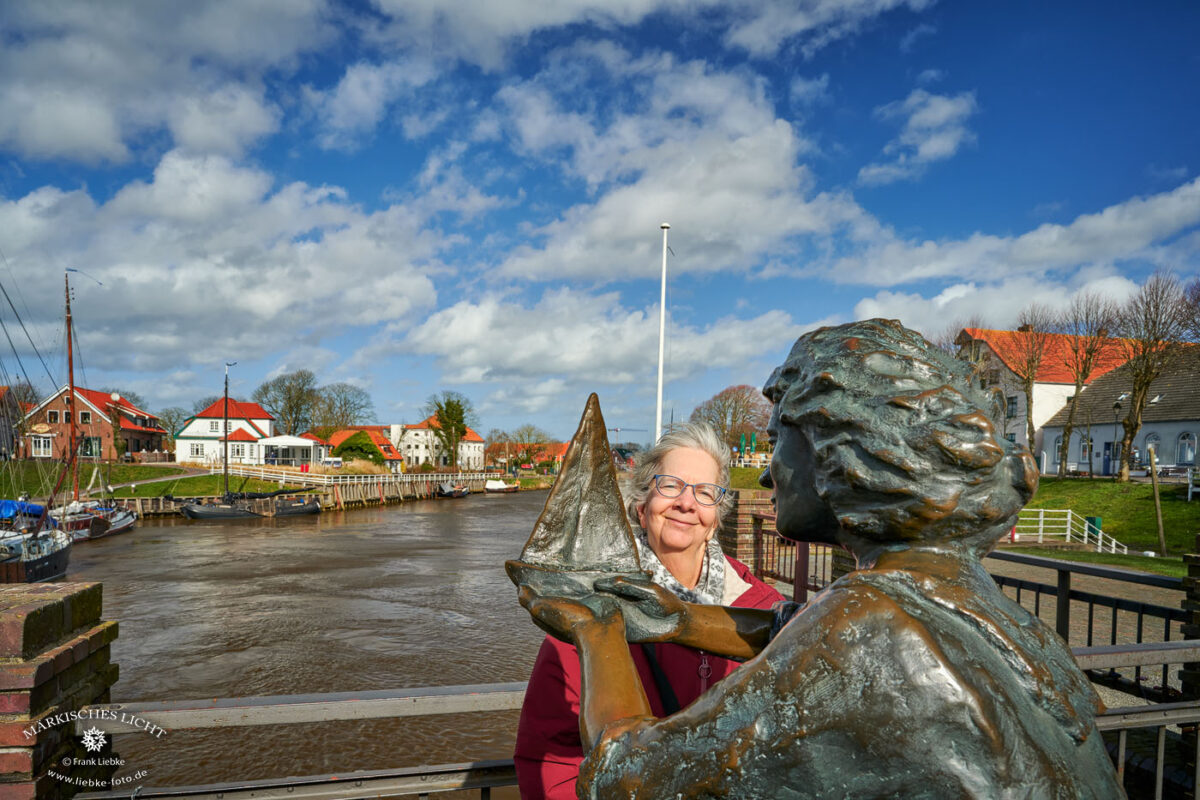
50, 500, 137, 540
437, 481, 470, 498
484, 479, 518, 493
0, 528, 72, 583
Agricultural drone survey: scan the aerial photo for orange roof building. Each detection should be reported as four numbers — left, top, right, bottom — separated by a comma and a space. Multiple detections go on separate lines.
22, 384, 166, 462
953, 327, 1133, 467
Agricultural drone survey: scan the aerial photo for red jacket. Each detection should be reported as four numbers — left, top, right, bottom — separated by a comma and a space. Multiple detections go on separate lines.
514, 557, 784, 799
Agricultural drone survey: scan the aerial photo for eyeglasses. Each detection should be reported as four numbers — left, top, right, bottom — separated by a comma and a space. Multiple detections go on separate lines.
651, 474, 727, 506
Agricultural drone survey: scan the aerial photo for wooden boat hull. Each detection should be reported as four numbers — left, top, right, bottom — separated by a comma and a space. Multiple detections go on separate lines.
0, 538, 71, 583
181, 498, 321, 519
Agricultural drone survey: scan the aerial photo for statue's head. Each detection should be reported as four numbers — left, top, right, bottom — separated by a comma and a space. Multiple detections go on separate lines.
762, 318, 1037, 556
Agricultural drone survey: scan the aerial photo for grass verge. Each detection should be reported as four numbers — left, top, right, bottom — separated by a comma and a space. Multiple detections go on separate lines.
0, 460, 187, 499
1000, 546, 1186, 578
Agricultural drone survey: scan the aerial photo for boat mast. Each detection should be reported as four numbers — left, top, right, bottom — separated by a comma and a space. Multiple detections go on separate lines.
223, 361, 236, 498
65, 273, 79, 501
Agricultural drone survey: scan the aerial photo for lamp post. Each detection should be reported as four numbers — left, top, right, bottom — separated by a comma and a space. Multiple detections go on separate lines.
1112, 400, 1122, 479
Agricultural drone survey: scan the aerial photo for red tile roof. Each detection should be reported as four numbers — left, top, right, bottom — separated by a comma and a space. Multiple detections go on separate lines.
75, 387, 159, 420
957, 328, 1130, 385
406, 415, 484, 442
221, 428, 259, 442
326, 429, 402, 461
300, 432, 330, 446
194, 398, 274, 420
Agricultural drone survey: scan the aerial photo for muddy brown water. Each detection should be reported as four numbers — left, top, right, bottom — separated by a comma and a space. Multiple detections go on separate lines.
66, 492, 549, 788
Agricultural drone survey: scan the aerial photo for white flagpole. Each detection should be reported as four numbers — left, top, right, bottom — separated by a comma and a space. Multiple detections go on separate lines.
655, 223, 670, 442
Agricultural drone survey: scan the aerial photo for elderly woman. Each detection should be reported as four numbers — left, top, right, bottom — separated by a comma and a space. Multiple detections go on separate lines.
513, 422, 783, 799
520, 320, 1123, 798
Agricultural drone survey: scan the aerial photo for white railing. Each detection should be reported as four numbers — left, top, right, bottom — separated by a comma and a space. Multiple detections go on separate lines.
210, 466, 494, 487
1189, 467, 1197, 502
1013, 508, 1129, 554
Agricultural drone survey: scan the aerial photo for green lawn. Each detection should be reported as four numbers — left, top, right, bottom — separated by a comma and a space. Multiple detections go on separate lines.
111, 474, 305, 497
1026, 477, 1199, 556
0, 460, 186, 499
730, 466, 766, 491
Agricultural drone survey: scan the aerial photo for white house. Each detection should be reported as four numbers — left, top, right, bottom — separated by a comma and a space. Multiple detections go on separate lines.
174, 398, 275, 466
955, 327, 1129, 470
396, 416, 485, 469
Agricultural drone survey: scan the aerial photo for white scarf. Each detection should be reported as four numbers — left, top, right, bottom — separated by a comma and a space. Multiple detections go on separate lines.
632, 527, 727, 606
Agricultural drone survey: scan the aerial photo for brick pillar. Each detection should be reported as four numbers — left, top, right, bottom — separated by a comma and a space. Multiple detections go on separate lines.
719, 489, 775, 572
0, 583, 119, 800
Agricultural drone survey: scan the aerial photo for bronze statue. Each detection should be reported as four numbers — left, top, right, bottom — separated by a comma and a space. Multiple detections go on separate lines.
511, 319, 1124, 798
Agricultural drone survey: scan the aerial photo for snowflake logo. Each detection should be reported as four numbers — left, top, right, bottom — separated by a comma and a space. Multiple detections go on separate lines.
81, 726, 106, 752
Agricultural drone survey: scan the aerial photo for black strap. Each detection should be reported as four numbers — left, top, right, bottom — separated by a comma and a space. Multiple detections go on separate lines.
639, 643, 681, 714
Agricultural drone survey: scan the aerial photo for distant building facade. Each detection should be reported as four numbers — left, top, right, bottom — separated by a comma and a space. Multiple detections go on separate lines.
22, 386, 165, 461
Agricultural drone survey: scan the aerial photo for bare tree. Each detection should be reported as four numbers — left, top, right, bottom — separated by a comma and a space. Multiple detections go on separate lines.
253, 370, 320, 435
1185, 277, 1200, 342
689, 385, 771, 448
1053, 292, 1118, 477
512, 424, 552, 465
1000, 304, 1056, 461
313, 383, 375, 430
1113, 271, 1190, 482
156, 406, 189, 451
941, 316, 995, 388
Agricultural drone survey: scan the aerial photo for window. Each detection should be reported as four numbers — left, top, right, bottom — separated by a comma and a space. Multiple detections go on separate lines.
248, 444, 256, 458
1179, 432, 1197, 465
80, 411, 91, 425
81, 437, 102, 457
209, 421, 219, 433
63, 411, 70, 424
1004, 433, 1016, 443
1144, 433, 1161, 460
230, 444, 245, 458
1053, 436, 1062, 462
32, 436, 52, 457
1005, 396, 1018, 419
190, 443, 205, 459
1080, 437, 1092, 461
48, 410, 59, 423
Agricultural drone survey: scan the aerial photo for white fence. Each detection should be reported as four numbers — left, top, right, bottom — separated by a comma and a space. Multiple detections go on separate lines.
1012, 508, 1129, 554
212, 466, 492, 488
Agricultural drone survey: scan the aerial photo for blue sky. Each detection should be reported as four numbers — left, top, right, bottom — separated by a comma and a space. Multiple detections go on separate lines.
1, 0, 1197, 441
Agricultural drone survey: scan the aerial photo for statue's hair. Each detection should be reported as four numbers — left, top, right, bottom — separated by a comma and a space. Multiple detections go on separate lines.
624, 422, 732, 529
764, 319, 1036, 551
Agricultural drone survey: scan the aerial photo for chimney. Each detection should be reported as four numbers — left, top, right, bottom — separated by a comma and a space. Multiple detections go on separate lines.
1098, 327, 1108, 337
1017, 324, 1032, 332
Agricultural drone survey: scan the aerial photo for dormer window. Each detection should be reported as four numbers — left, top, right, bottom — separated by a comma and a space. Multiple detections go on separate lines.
1117, 392, 1130, 401
1150, 395, 1163, 404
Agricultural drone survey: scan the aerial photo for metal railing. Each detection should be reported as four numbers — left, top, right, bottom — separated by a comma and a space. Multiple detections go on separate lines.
750, 515, 832, 602
1014, 508, 1129, 554
75, 642, 1200, 800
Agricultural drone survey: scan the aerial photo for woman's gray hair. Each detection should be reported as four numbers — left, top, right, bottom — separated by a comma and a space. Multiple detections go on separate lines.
623, 422, 733, 528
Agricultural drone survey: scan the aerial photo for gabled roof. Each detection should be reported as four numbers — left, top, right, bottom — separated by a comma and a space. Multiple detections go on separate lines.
327, 429, 402, 461
406, 415, 484, 442
193, 398, 274, 420
300, 432, 330, 446
25, 384, 160, 424
956, 328, 1130, 385
1042, 346, 1200, 429
221, 428, 259, 442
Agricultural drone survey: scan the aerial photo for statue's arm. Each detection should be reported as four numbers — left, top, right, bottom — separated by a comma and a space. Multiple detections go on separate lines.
595, 576, 775, 660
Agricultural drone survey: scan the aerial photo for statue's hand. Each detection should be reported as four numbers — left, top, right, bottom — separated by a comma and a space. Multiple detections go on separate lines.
518, 585, 622, 644
594, 575, 689, 643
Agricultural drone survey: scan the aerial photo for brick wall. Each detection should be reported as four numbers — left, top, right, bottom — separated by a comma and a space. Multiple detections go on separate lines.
0, 584, 119, 800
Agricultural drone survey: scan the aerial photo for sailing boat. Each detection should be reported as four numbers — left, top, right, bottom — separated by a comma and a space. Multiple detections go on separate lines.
179, 365, 320, 520
46, 272, 138, 541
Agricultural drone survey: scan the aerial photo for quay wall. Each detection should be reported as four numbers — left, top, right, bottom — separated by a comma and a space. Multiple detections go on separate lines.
125, 473, 511, 517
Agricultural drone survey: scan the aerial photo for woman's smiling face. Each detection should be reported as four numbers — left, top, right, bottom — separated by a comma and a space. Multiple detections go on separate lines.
636, 447, 723, 575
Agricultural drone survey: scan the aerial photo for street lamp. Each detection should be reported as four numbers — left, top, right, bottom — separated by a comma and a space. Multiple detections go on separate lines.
1112, 400, 1122, 478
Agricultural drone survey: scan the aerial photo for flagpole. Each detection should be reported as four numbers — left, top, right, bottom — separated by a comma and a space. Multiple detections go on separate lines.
655, 222, 669, 442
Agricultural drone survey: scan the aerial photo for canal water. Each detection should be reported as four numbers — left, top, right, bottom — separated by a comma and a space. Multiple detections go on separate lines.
67, 491, 551, 789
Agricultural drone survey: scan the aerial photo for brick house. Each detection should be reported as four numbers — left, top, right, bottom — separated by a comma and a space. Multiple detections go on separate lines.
22, 386, 165, 461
